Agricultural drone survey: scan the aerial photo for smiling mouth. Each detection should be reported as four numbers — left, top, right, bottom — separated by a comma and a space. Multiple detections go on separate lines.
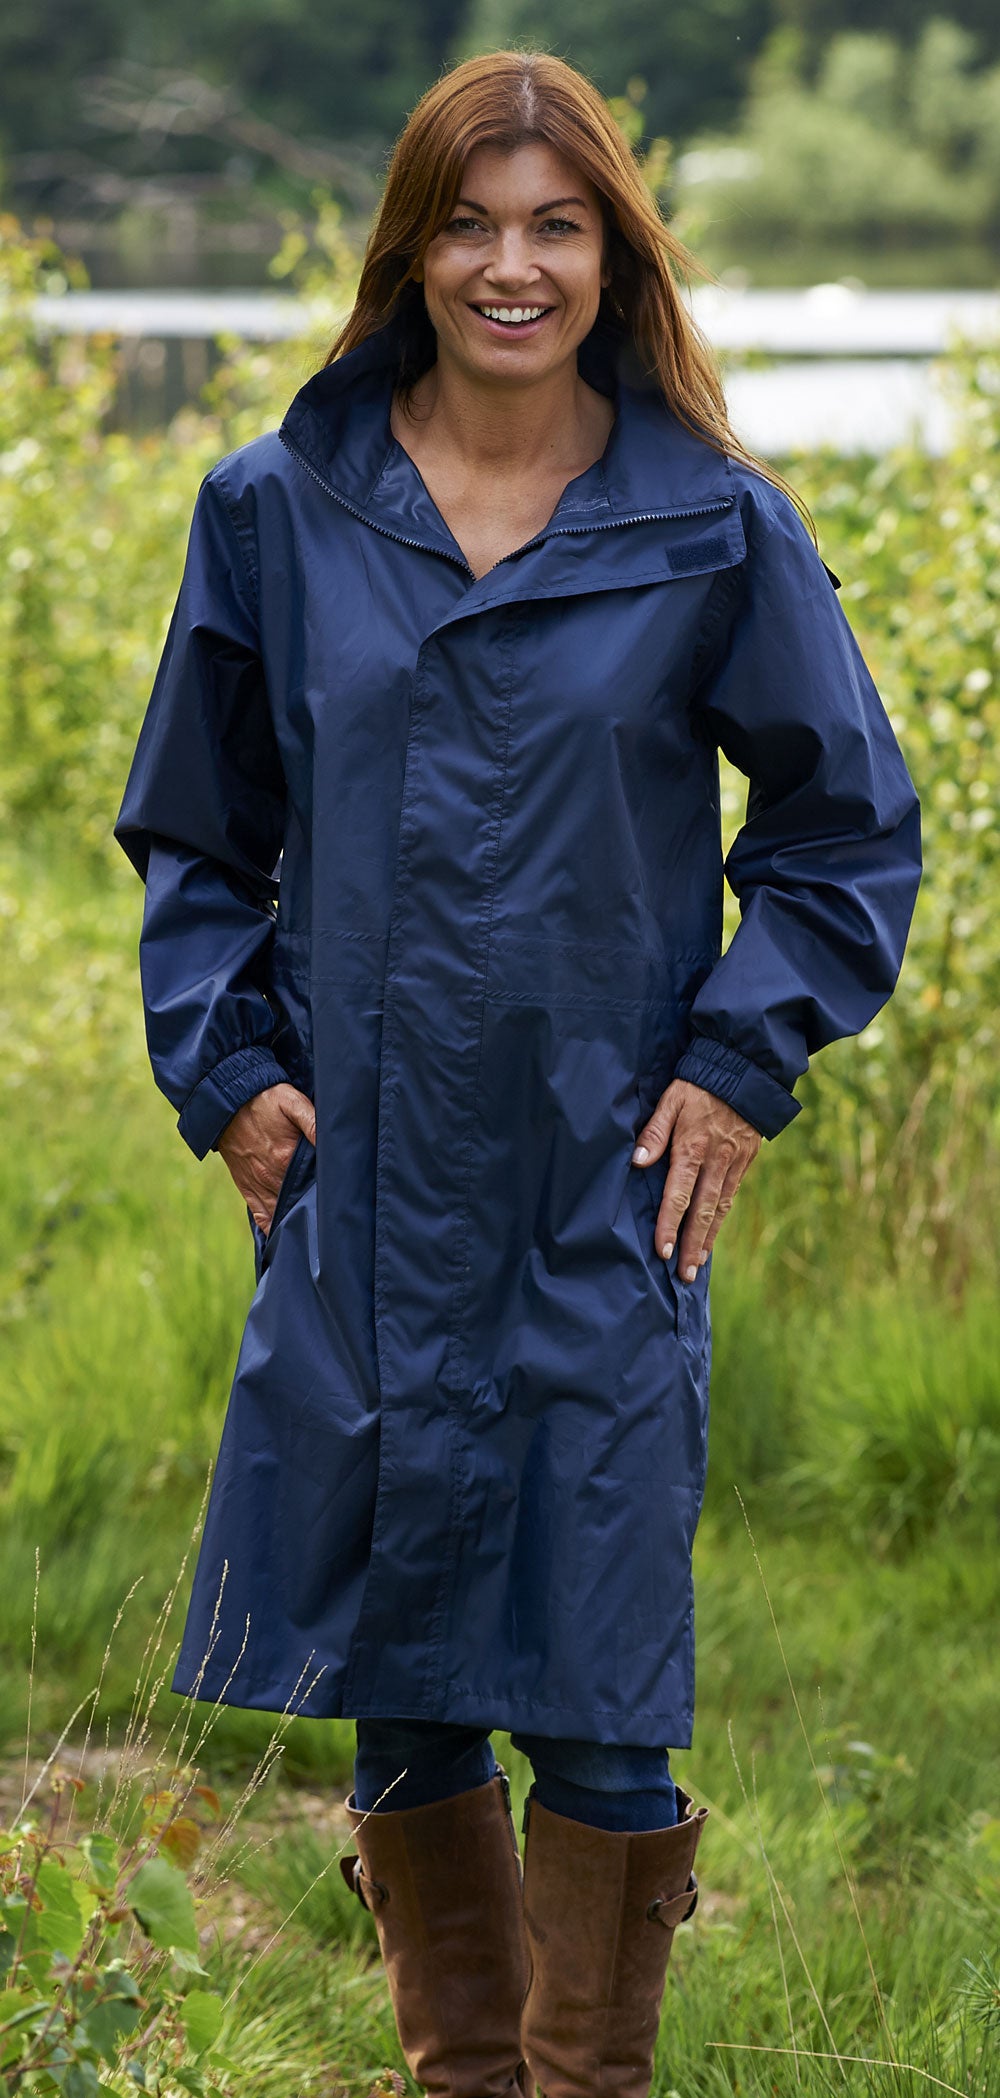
471, 303, 554, 330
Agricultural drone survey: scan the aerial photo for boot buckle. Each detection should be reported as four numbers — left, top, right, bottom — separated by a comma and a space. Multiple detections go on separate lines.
339, 1852, 389, 1910
647, 1869, 699, 1928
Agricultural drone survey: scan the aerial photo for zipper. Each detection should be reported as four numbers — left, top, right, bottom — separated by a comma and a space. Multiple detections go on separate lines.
278, 427, 734, 579
280, 427, 477, 575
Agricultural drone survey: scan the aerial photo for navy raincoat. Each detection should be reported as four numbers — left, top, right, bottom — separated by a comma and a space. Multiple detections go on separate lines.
115, 314, 921, 1746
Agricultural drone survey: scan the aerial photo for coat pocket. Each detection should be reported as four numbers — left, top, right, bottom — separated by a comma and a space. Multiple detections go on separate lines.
627, 1094, 688, 1339
248, 1130, 316, 1281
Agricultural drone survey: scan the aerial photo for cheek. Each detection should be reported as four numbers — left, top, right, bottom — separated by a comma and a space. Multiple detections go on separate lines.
420, 251, 464, 311
560, 261, 605, 318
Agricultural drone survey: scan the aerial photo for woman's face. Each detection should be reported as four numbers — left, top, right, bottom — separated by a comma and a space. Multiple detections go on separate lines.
417, 140, 611, 388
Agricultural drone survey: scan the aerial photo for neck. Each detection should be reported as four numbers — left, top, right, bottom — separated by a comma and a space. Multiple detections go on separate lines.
400, 349, 605, 477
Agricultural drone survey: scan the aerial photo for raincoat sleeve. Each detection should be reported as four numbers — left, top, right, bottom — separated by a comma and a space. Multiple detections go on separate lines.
113, 465, 291, 1160
674, 486, 922, 1139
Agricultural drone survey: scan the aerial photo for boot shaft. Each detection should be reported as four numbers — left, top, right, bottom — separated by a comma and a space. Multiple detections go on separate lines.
520, 1785, 708, 2098
341, 1770, 530, 2098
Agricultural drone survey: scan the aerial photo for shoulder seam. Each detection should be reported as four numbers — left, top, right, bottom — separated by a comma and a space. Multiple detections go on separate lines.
208, 462, 261, 616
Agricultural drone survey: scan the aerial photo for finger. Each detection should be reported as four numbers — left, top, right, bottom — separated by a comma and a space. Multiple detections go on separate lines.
674, 1162, 729, 1279
632, 1084, 682, 1165
697, 1159, 748, 1262
655, 1144, 703, 1262
676, 1161, 738, 1277
240, 1130, 303, 1223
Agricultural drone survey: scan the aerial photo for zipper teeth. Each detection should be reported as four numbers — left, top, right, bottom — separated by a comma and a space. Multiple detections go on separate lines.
280, 429, 475, 573
278, 428, 732, 574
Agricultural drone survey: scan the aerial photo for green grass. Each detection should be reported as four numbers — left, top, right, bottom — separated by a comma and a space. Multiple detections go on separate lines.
2, 839, 999, 2094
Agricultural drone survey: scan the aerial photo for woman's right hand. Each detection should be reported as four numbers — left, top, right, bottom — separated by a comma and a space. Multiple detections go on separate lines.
215, 1083, 316, 1236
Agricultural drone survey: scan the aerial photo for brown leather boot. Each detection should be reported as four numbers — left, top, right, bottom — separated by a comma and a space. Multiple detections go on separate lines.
340, 1768, 531, 2097
520, 1784, 708, 2098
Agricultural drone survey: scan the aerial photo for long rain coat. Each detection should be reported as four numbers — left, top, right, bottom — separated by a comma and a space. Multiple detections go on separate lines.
115, 314, 921, 1746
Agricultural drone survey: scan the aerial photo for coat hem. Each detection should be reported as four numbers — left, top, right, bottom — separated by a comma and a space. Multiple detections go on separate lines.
169, 1666, 695, 1750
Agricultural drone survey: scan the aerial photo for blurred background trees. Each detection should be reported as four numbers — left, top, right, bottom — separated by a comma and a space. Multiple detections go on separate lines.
1, 1, 999, 284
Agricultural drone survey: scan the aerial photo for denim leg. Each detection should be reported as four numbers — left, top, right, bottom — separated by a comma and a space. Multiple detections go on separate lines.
511, 1731, 678, 1832
354, 1717, 497, 1813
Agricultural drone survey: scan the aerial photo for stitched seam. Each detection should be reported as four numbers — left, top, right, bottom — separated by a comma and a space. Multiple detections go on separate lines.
425, 615, 521, 1715
450, 553, 745, 624
211, 465, 261, 615
483, 990, 669, 1012
689, 560, 748, 695
341, 647, 437, 1709
440, 607, 521, 1389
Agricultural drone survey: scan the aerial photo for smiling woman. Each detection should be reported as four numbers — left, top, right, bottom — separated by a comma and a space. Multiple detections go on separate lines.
115, 45, 921, 2098
388, 140, 617, 578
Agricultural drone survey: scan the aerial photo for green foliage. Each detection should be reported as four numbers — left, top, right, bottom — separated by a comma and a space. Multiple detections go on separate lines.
677, 16, 1000, 260
454, 0, 772, 138
0, 220, 220, 863
0, 210, 356, 865
707, 345, 1000, 1276
0, 1770, 227, 2094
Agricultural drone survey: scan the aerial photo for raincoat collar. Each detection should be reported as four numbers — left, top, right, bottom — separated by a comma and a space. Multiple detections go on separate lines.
278, 308, 738, 566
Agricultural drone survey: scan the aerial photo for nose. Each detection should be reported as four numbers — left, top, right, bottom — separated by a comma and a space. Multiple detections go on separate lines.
481, 227, 543, 293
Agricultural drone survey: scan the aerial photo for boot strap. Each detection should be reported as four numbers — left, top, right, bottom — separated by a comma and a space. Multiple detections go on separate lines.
646, 1869, 699, 1929
338, 1852, 388, 1910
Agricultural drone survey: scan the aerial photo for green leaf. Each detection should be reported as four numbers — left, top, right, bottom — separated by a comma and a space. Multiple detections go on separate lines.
29, 1855, 89, 1961
64, 2063, 101, 2097
127, 1858, 198, 1954
0, 1983, 48, 2030
180, 1989, 223, 2057
80, 1834, 118, 1896
175, 2070, 207, 2096
99, 1966, 142, 2004
169, 1945, 208, 1978
80, 1995, 140, 2063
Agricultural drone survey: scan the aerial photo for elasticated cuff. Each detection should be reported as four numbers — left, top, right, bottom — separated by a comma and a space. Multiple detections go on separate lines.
673, 1036, 801, 1140
176, 1044, 291, 1159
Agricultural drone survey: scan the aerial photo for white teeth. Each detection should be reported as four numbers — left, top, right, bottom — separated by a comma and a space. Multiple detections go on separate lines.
480, 305, 545, 324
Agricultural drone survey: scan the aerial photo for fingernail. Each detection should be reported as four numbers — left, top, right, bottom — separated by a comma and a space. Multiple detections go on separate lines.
661, 1240, 674, 1261
698, 1252, 709, 1267
632, 1145, 648, 1164
683, 1264, 698, 1283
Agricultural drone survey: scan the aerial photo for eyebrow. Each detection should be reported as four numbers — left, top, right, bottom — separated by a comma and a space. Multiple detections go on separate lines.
454, 195, 589, 216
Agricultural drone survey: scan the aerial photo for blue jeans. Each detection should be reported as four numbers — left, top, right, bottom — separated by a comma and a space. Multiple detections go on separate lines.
354, 1718, 678, 1833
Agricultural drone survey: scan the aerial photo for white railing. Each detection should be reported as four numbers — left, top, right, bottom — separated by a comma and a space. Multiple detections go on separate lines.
23, 285, 1000, 453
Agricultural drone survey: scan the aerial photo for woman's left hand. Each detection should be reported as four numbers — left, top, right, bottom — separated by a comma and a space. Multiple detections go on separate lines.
631, 1078, 761, 1282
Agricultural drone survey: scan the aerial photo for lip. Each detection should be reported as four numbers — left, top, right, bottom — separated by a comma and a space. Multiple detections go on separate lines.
468, 303, 555, 340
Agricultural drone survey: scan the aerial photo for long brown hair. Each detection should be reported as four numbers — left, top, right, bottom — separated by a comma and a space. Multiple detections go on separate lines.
326, 49, 810, 528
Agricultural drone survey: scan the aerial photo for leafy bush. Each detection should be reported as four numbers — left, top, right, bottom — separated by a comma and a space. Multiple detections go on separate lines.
1, 1767, 227, 2095
0, 204, 353, 864
677, 18, 1000, 255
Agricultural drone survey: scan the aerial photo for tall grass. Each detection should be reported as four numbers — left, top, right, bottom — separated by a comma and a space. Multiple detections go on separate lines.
2, 840, 998, 2092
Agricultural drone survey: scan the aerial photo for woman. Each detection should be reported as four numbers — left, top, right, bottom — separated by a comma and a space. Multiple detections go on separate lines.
115, 48, 921, 2098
